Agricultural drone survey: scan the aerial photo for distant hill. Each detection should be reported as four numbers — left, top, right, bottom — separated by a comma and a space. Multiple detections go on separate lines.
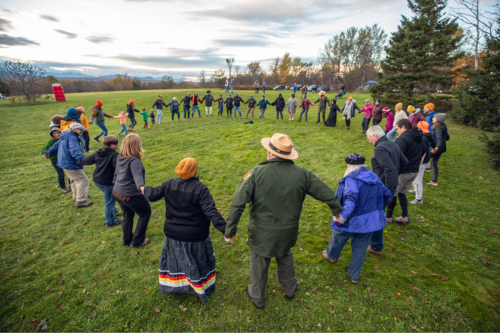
44, 72, 187, 82
45, 71, 94, 78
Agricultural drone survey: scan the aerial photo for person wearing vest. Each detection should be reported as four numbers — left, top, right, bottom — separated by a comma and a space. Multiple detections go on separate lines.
90, 100, 113, 143
224, 133, 342, 309
191, 92, 202, 118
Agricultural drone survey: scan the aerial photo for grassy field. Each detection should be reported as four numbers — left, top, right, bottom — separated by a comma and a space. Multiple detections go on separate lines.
0, 88, 499, 332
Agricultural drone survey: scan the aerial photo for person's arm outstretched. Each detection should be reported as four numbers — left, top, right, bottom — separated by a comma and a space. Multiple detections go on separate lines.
76, 152, 97, 166
225, 170, 256, 240
305, 171, 342, 216
143, 181, 167, 202
199, 186, 226, 235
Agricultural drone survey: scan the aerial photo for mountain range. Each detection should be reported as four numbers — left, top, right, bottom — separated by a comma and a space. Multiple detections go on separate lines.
45, 72, 183, 82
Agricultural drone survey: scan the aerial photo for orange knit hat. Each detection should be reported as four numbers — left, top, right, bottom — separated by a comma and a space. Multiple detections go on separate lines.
129, 98, 135, 104
96, 100, 103, 107
348, 96, 353, 101
175, 158, 198, 180
425, 103, 434, 111
76, 106, 85, 113
417, 121, 430, 134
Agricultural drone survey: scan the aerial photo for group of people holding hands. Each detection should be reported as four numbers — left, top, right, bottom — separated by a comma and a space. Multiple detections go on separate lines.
40, 90, 449, 309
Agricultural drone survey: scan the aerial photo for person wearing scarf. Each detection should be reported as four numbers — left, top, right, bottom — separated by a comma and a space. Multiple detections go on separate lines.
340, 97, 360, 130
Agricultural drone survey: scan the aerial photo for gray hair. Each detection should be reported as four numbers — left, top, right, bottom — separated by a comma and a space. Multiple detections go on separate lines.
173, 97, 177, 101
366, 126, 385, 138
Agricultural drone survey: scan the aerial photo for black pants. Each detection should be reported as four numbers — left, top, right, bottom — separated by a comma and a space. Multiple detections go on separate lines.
227, 107, 232, 117
361, 117, 371, 133
372, 118, 382, 126
430, 151, 443, 182
82, 131, 90, 152
345, 119, 351, 127
116, 195, 151, 246
386, 193, 408, 218
128, 118, 137, 131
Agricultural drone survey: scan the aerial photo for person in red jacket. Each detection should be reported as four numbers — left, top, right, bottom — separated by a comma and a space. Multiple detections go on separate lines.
298, 95, 314, 122
372, 98, 384, 126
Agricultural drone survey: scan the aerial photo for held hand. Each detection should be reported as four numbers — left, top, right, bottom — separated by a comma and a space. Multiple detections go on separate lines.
140, 186, 145, 195
224, 237, 233, 243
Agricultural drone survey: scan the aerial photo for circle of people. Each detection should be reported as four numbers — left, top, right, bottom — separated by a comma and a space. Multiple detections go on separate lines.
41, 90, 449, 308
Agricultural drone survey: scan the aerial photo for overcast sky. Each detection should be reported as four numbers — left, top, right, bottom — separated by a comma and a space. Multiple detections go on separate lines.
0, 0, 496, 80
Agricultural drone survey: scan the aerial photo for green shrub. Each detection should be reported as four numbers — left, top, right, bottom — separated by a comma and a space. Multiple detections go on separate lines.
479, 133, 500, 170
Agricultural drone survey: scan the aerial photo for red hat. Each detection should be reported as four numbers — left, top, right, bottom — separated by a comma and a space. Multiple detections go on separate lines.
96, 100, 102, 107
129, 98, 135, 104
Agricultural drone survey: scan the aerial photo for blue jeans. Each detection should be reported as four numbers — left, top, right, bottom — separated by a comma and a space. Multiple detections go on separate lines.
299, 108, 308, 121
259, 107, 266, 118
96, 123, 108, 138
218, 107, 223, 115
386, 127, 397, 142
156, 109, 163, 123
144, 119, 148, 127
192, 105, 201, 117
51, 160, 66, 189
95, 183, 119, 225
225, 86, 229, 93
184, 106, 190, 118
276, 110, 283, 119
118, 124, 127, 136
231, 84, 233, 93
263, 87, 266, 94
171, 110, 180, 120
370, 228, 384, 252
234, 106, 241, 117
326, 229, 373, 281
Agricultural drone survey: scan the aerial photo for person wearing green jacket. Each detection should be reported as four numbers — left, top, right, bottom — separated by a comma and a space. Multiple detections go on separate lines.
140, 108, 149, 128
224, 133, 342, 309
41, 127, 70, 193
313, 91, 330, 124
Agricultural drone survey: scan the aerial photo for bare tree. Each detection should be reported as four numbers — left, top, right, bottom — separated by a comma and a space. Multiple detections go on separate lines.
452, 0, 497, 70
225, 58, 234, 78
198, 70, 206, 86
234, 65, 241, 77
0, 60, 47, 103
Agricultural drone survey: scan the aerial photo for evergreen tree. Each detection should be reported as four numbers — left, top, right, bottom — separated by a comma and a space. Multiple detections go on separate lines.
371, 0, 463, 111
451, 14, 500, 131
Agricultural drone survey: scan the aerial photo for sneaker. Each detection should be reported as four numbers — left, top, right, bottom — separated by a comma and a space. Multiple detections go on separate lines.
346, 126, 350, 130
114, 209, 121, 215
425, 167, 432, 172
367, 245, 381, 256
322, 250, 340, 264
386, 216, 393, 223
425, 181, 438, 186
61, 188, 71, 193
106, 220, 122, 229
408, 190, 415, 194
410, 199, 423, 205
351, 278, 359, 284
130, 238, 150, 248
75, 201, 93, 207
292, 117, 294, 120
93, 136, 100, 143
394, 216, 410, 223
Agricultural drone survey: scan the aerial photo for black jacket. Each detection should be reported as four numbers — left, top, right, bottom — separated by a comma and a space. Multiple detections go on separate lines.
225, 97, 233, 108
126, 104, 140, 119
396, 128, 425, 174
76, 148, 119, 186
422, 133, 436, 164
433, 124, 448, 153
201, 94, 214, 107
144, 177, 226, 242
152, 99, 168, 110
217, 97, 224, 108
371, 136, 409, 192
233, 96, 246, 107
113, 156, 145, 197
179, 95, 191, 107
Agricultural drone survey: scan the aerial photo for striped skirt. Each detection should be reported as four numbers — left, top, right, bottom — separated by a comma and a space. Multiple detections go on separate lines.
158, 236, 216, 303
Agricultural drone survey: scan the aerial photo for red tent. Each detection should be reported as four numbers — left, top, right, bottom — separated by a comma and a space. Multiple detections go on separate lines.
52, 83, 66, 102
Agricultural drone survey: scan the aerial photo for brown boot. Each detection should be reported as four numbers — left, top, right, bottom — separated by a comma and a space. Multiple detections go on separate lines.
367, 245, 381, 256
394, 216, 410, 223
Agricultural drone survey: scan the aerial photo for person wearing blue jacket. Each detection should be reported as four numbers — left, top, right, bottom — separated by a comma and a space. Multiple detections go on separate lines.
271, 93, 286, 119
423, 103, 436, 134
322, 153, 391, 284
46, 123, 93, 207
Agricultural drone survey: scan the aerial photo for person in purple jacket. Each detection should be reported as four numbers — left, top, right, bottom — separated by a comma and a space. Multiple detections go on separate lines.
322, 153, 391, 284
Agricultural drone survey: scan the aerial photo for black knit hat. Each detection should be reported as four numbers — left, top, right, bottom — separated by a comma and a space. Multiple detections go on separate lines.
345, 153, 365, 165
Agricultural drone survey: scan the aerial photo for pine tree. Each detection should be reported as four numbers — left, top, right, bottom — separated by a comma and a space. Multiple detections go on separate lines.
451, 14, 500, 131
371, 0, 463, 111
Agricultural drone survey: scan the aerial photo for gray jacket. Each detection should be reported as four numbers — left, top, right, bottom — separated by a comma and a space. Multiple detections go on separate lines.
113, 156, 145, 197
286, 98, 299, 114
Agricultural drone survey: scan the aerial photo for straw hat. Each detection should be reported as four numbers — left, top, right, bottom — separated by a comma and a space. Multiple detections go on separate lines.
261, 133, 298, 160
319, 91, 325, 96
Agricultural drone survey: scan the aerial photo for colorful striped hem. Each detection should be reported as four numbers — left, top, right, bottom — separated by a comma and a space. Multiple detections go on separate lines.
159, 269, 216, 295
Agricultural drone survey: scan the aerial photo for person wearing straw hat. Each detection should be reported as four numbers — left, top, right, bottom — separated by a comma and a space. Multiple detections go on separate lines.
224, 133, 342, 309
313, 90, 330, 124
142, 158, 226, 304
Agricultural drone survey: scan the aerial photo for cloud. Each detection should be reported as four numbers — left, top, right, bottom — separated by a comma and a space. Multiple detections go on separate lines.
39, 14, 59, 22
86, 35, 114, 44
55, 29, 78, 39
0, 34, 39, 47
0, 18, 12, 31
212, 38, 270, 47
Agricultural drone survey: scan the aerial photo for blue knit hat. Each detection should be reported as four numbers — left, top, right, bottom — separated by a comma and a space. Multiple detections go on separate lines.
250, 94, 253, 97
376, 98, 381, 103
345, 153, 365, 165
66, 108, 78, 119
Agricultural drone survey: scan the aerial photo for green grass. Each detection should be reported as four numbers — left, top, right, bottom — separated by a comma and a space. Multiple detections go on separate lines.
0, 89, 499, 332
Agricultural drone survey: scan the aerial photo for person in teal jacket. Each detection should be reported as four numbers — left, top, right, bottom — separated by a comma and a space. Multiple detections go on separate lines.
41, 127, 69, 193
256, 95, 272, 119
140, 108, 149, 128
